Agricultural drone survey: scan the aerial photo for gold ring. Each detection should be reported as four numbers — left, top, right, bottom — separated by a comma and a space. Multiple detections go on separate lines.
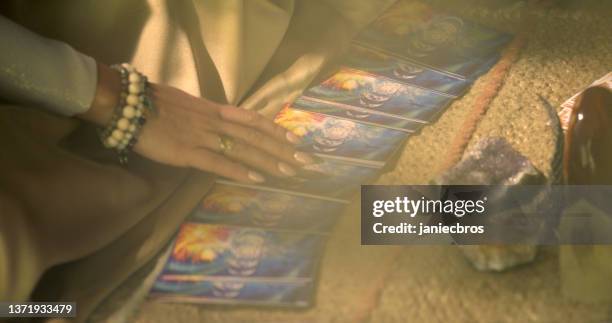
219, 135, 235, 154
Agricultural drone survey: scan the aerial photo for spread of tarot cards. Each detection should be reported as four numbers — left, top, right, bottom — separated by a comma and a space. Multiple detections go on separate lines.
150, 1, 512, 307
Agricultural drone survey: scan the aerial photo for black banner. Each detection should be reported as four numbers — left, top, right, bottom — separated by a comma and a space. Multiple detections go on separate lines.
361, 185, 612, 245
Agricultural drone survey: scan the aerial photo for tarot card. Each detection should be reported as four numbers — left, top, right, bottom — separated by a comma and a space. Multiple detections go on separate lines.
344, 45, 473, 97
274, 106, 407, 167
150, 278, 314, 307
353, 2, 512, 79
302, 68, 453, 123
189, 183, 346, 233
159, 223, 325, 279
292, 96, 422, 133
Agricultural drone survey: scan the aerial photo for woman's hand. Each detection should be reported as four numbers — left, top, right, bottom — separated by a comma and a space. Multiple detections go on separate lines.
136, 83, 314, 183
80, 63, 314, 184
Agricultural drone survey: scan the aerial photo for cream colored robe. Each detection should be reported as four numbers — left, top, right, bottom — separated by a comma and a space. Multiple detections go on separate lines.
0, 0, 396, 321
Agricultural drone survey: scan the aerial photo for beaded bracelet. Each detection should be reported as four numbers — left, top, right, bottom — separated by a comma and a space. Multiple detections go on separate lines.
98, 63, 153, 164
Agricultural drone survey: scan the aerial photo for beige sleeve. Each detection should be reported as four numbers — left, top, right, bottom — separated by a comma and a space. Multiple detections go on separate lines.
0, 15, 97, 116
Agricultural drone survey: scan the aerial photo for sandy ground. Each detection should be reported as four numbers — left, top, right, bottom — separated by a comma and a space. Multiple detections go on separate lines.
131, 1, 612, 322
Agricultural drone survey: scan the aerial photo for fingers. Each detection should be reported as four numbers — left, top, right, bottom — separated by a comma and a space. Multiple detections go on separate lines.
186, 133, 300, 181
187, 130, 225, 152
186, 149, 265, 184
188, 129, 308, 168
218, 106, 301, 144
216, 106, 317, 165
186, 105, 320, 182
216, 121, 311, 166
221, 139, 298, 178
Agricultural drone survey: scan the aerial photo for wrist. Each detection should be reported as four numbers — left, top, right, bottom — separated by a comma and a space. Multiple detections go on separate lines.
77, 62, 122, 126
97, 63, 152, 164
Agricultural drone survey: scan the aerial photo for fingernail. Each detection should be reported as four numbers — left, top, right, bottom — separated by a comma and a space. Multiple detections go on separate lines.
248, 171, 265, 183
278, 162, 296, 176
294, 152, 315, 164
286, 131, 301, 144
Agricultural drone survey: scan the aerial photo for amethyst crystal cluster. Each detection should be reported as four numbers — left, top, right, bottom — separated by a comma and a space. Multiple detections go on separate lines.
435, 137, 557, 271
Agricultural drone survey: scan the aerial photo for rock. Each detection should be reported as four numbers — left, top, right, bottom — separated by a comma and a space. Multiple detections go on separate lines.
459, 245, 537, 272
435, 137, 554, 272
437, 137, 546, 185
